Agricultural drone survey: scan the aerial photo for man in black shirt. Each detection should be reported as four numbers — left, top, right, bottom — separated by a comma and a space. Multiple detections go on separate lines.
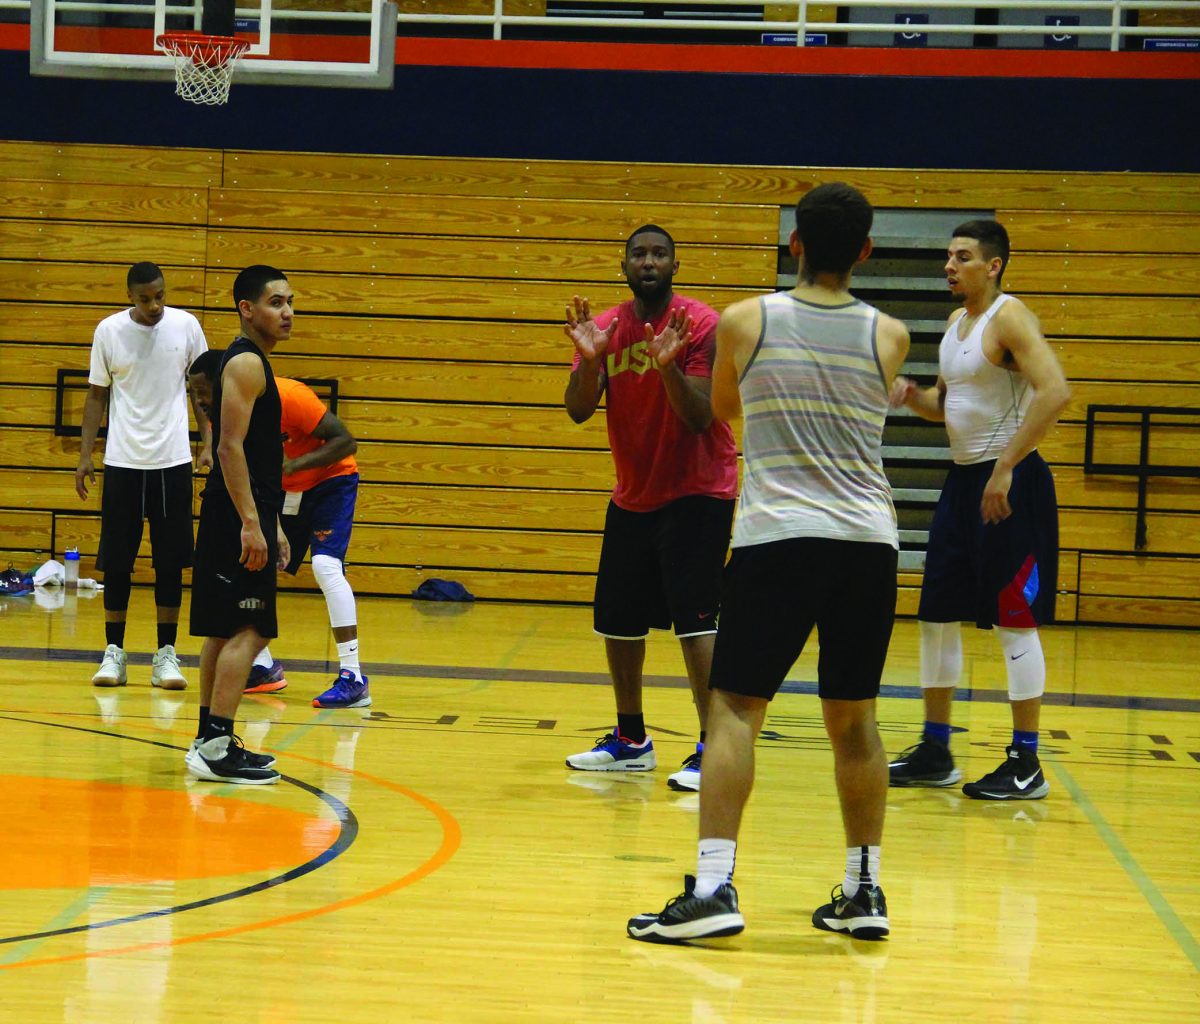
187, 265, 293, 785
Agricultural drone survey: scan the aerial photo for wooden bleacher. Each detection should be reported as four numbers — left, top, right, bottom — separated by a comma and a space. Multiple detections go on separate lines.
0, 140, 1197, 625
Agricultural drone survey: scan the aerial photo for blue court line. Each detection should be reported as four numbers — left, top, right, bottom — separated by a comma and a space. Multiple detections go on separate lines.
0, 888, 111, 966
6, 646, 1200, 714
1049, 759, 1200, 972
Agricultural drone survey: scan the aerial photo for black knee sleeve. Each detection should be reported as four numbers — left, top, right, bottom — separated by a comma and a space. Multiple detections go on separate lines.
154, 569, 184, 610
103, 571, 133, 612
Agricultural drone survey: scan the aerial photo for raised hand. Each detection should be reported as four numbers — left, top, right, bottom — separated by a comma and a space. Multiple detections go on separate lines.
644, 307, 694, 369
564, 295, 617, 366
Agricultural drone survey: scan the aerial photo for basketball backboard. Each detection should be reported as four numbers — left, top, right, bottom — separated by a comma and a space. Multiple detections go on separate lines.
30, 0, 396, 89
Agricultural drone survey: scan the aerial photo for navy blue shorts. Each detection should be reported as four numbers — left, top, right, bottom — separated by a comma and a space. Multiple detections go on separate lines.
281, 472, 358, 575
710, 538, 898, 702
918, 452, 1058, 630
593, 495, 734, 639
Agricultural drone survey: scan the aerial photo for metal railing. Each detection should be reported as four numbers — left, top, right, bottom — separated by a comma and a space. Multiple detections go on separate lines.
7, 1, 1200, 51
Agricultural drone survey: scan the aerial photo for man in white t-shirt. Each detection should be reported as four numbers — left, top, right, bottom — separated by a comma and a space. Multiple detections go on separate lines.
75, 262, 211, 690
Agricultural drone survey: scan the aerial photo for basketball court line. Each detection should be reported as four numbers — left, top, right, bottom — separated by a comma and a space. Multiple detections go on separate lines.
3, 645, 1200, 714
1048, 759, 1200, 971
0, 714, 358, 950
0, 716, 461, 971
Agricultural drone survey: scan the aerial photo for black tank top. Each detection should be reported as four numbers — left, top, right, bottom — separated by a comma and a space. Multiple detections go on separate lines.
208, 336, 283, 510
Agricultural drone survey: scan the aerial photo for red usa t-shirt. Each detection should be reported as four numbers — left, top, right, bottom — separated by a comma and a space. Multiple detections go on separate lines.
573, 294, 738, 512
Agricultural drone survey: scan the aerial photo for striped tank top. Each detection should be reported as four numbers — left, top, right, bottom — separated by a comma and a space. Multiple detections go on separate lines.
732, 292, 898, 550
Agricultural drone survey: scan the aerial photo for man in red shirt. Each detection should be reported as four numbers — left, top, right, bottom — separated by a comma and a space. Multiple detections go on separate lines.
190, 357, 369, 709
563, 225, 739, 792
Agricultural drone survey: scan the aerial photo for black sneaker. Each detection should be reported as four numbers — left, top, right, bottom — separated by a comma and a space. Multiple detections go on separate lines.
627, 875, 744, 944
186, 734, 280, 785
812, 884, 889, 940
962, 744, 1049, 800
185, 736, 276, 770
888, 737, 962, 787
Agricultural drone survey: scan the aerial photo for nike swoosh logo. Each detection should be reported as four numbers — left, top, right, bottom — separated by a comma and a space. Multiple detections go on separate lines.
1010, 652, 1027, 661
1013, 772, 1040, 790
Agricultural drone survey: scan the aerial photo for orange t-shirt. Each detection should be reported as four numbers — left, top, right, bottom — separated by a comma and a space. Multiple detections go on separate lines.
277, 377, 357, 493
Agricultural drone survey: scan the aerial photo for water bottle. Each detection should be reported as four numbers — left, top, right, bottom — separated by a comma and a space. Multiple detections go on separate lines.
64, 546, 80, 589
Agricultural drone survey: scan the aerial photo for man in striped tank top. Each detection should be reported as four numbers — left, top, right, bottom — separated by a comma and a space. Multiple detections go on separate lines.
887, 220, 1070, 801
628, 183, 910, 944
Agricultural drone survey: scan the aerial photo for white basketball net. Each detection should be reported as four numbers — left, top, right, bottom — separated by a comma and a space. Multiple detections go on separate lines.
157, 34, 249, 106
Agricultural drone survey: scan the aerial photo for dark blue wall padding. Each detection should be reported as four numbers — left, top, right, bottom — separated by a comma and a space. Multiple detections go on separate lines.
6, 52, 1197, 172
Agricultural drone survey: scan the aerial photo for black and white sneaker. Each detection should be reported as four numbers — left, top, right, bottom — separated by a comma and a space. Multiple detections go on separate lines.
186, 734, 280, 785
184, 737, 276, 769
962, 744, 1049, 800
888, 737, 962, 787
812, 884, 889, 940
627, 875, 744, 944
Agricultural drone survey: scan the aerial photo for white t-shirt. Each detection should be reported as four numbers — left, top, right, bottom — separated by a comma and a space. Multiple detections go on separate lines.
89, 306, 208, 469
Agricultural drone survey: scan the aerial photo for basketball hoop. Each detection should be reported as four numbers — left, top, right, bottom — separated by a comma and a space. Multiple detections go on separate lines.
156, 32, 250, 106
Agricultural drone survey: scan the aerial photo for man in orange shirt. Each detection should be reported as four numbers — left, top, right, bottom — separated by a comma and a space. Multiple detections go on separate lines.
189, 354, 370, 708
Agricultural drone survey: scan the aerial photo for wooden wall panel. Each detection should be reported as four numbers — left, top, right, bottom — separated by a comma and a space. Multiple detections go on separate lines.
1059, 509, 1200, 555
0, 264, 206, 307
207, 230, 776, 287
0, 220, 208, 267
0, 141, 222, 188
2, 143, 1198, 619
222, 152, 1200, 211
1020, 295, 1200, 339
1004, 254, 1200, 296
1001, 211, 1200, 254
201, 270, 753, 320
1079, 553, 1200, 599
210, 188, 780, 244
1053, 340, 1200, 383
0, 179, 209, 225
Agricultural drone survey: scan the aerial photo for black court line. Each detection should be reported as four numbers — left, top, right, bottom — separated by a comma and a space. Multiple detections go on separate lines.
0, 714, 357, 946
3, 646, 1200, 715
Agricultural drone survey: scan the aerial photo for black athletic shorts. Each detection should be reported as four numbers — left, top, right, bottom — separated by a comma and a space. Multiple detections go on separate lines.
96, 462, 195, 574
710, 537, 898, 702
918, 451, 1058, 630
593, 495, 735, 639
189, 490, 278, 640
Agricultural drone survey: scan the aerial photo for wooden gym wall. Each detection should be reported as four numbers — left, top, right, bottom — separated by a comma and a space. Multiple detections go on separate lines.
0, 140, 1197, 626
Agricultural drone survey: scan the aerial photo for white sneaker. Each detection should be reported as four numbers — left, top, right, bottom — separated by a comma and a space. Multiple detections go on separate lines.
667, 743, 703, 792
565, 732, 656, 772
92, 644, 127, 687
151, 644, 188, 690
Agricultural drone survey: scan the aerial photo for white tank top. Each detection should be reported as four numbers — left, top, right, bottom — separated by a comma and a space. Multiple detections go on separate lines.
733, 292, 898, 550
940, 293, 1032, 465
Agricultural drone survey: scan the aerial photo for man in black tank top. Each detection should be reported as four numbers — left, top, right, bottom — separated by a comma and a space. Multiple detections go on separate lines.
186, 265, 293, 785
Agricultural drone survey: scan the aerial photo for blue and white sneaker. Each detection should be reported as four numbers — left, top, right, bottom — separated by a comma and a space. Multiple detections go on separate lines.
312, 669, 372, 709
566, 731, 656, 772
667, 742, 702, 791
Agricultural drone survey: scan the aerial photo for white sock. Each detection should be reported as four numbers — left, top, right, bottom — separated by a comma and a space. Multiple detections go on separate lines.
253, 647, 274, 669
843, 845, 881, 898
694, 838, 737, 898
336, 638, 361, 676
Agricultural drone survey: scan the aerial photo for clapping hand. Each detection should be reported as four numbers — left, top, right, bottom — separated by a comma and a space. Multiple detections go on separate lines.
644, 307, 694, 369
564, 295, 617, 366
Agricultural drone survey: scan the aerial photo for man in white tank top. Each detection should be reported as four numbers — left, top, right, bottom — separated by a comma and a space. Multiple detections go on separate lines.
887, 220, 1070, 801
628, 183, 910, 944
